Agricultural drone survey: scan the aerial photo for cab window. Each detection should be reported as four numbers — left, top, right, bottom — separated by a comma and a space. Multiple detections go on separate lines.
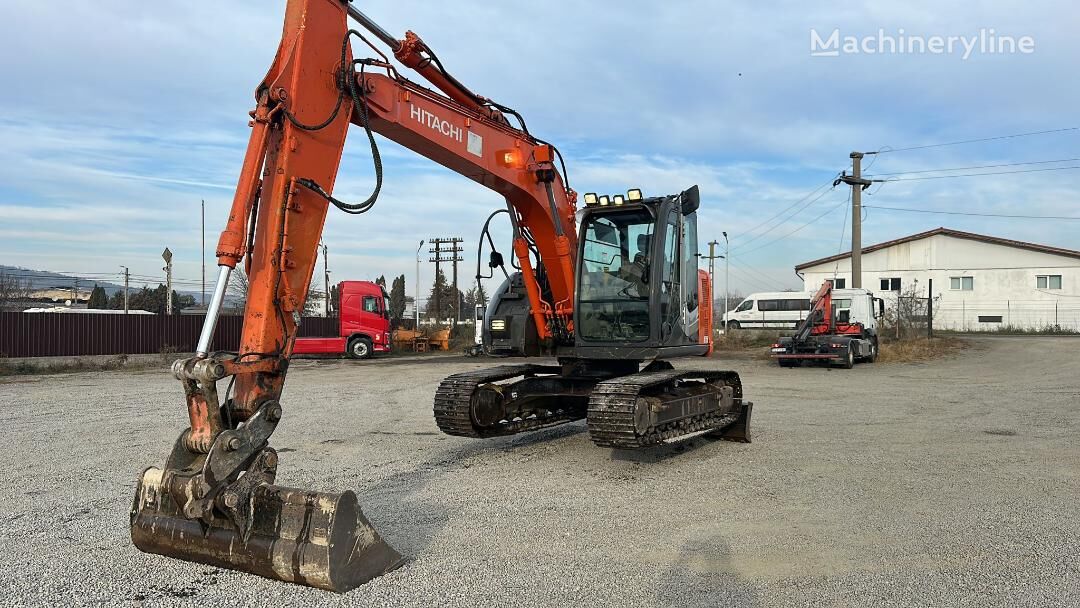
682, 212, 698, 312
362, 296, 379, 313
578, 209, 656, 342
735, 300, 754, 312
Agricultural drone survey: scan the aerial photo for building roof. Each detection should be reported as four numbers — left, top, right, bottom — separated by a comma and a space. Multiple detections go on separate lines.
795, 227, 1080, 271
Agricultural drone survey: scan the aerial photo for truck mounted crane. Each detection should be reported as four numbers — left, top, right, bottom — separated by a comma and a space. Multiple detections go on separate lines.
131, 0, 752, 592
770, 281, 884, 368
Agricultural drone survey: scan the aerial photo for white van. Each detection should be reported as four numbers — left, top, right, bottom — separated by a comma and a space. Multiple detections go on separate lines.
722, 292, 812, 329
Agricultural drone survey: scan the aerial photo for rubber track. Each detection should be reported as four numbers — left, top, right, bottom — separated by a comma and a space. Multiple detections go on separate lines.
587, 369, 744, 449
433, 364, 584, 438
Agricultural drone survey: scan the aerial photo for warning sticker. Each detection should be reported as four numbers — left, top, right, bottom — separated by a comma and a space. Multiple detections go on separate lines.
467, 131, 483, 157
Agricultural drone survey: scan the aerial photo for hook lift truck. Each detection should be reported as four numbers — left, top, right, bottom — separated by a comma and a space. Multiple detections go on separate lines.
770, 281, 885, 368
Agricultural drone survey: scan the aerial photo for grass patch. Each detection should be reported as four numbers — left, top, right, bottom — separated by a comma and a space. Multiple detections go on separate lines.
711, 330, 968, 364
877, 337, 966, 363
939, 325, 1079, 336
0, 352, 178, 377
713, 329, 787, 351
712, 330, 786, 361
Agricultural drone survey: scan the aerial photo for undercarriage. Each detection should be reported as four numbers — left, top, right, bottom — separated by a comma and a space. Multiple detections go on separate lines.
434, 360, 752, 447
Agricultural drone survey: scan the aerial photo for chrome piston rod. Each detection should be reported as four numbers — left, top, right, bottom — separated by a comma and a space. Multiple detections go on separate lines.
196, 266, 232, 358
345, 5, 401, 52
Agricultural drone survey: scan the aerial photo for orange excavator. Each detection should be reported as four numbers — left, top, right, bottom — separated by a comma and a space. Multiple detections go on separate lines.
131, 0, 752, 592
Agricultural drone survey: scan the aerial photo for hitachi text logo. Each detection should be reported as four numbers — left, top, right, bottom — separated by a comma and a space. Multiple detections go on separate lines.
410, 105, 463, 143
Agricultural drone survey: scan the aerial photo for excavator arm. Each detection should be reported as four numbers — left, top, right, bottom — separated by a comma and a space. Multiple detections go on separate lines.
131, 0, 576, 592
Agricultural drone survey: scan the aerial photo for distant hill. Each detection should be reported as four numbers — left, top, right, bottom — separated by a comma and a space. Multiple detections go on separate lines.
0, 265, 204, 301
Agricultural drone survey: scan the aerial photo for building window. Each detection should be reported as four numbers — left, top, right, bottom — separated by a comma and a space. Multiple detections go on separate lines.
879, 277, 901, 291
827, 278, 846, 289
950, 276, 973, 291
978, 315, 1003, 323
1037, 275, 1062, 290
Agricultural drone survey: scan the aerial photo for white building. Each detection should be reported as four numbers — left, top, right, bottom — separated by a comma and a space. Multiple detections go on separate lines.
796, 227, 1080, 331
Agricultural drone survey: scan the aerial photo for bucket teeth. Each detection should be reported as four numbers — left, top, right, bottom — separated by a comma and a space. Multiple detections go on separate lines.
131, 468, 404, 592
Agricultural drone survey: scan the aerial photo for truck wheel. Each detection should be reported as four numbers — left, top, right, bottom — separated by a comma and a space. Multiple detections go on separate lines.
841, 348, 854, 369
727, 321, 740, 330
347, 337, 373, 359
867, 340, 878, 363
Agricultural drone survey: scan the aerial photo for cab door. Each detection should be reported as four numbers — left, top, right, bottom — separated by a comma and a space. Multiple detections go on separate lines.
732, 299, 755, 326
359, 293, 383, 332
658, 213, 680, 343
679, 210, 699, 342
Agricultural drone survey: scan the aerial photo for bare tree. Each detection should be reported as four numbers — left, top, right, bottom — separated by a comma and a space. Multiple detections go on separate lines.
303, 288, 325, 316
716, 292, 744, 315
885, 280, 941, 339
226, 268, 322, 316
0, 273, 33, 311
226, 268, 249, 312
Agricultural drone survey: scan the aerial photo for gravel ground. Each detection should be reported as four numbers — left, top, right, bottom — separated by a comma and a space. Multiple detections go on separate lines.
0, 337, 1077, 607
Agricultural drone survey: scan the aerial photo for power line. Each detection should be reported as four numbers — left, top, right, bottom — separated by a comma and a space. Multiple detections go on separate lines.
877, 127, 1079, 154
866, 158, 1080, 177
733, 194, 851, 256
731, 183, 840, 253
880, 165, 1080, 181
725, 260, 783, 293
726, 256, 782, 287
863, 205, 1080, 221
833, 189, 851, 280
734, 178, 836, 242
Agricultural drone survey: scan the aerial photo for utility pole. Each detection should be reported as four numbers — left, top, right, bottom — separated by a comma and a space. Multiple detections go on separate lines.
321, 240, 331, 316
72, 277, 79, 306
701, 240, 726, 330
162, 247, 174, 314
120, 266, 130, 314
838, 152, 878, 289
452, 246, 461, 325
723, 231, 730, 332
415, 240, 424, 328
201, 199, 206, 307
927, 278, 934, 340
429, 237, 464, 325
432, 239, 441, 322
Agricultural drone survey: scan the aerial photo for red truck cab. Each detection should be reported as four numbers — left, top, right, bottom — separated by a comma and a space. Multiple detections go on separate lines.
292, 281, 392, 359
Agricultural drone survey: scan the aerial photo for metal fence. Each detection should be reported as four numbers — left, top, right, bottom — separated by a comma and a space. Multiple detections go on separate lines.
882, 297, 1080, 336
0, 312, 339, 358
934, 300, 1080, 332
886, 295, 933, 339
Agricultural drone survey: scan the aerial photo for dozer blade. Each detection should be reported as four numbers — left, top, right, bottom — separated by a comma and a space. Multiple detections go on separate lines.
131, 468, 404, 592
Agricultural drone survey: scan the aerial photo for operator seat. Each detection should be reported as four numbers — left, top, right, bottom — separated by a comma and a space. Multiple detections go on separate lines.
620, 233, 650, 297
634, 233, 650, 265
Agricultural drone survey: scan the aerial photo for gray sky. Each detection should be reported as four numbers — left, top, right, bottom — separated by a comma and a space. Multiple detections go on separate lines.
2, 0, 1076, 299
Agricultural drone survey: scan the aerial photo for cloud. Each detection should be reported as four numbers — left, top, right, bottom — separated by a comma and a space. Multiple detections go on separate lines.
0, 0, 1077, 297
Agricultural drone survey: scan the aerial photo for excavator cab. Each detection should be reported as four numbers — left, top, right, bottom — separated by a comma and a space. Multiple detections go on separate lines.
574, 186, 706, 359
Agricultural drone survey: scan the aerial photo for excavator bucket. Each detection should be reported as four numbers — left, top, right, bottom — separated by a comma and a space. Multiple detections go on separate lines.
131, 466, 404, 592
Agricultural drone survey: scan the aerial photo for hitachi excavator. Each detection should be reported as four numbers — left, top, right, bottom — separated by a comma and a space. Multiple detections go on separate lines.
131, 0, 752, 593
